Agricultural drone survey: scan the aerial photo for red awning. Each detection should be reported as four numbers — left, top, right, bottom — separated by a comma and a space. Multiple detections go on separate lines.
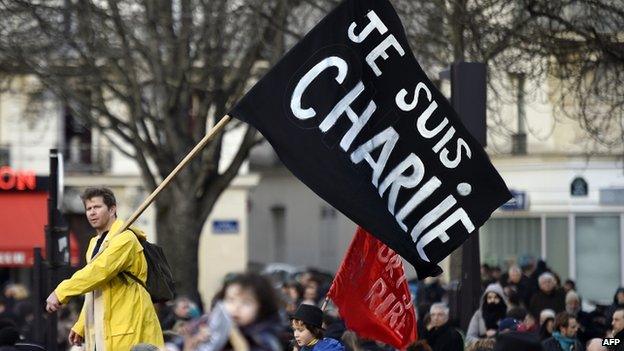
0, 192, 79, 267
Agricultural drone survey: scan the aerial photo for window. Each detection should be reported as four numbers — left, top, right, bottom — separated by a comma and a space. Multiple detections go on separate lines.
270, 206, 286, 262
480, 217, 541, 267
0, 146, 9, 166
575, 215, 620, 303
546, 217, 569, 281
64, 105, 92, 165
320, 206, 337, 263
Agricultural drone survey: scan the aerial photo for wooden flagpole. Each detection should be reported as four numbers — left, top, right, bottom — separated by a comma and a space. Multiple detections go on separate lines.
116, 114, 232, 235
321, 296, 330, 312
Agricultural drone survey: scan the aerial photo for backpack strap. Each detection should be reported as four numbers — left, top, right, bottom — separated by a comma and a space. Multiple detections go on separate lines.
123, 271, 147, 290
120, 227, 148, 291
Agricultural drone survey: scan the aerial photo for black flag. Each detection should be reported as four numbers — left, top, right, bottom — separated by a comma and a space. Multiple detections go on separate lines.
229, 0, 511, 278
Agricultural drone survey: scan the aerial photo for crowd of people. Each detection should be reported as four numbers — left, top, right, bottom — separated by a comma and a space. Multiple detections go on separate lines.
0, 255, 623, 351
0, 283, 36, 346
411, 256, 624, 351
149, 255, 624, 351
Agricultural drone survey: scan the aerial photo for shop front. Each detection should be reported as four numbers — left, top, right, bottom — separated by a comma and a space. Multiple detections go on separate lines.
481, 157, 624, 304
0, 166, 79, 287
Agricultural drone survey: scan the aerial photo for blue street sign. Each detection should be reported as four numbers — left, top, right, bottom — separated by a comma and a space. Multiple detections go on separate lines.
500, 190, 527, 211
212, 220, 239, 234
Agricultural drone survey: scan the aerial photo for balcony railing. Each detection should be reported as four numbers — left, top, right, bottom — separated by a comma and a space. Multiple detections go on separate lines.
61, 143, 112, 174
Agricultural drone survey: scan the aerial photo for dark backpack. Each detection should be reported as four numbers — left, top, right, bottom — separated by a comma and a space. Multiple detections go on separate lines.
124, 233, 176, 303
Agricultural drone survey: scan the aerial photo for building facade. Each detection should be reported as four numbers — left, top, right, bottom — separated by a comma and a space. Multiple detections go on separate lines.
0, 76, 256, 304
246, 71, 624, 304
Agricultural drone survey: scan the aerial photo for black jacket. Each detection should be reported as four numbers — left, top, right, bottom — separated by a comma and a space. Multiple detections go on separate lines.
541, 336, 583, 351
423, 323, 463, 351
529, 289, 566, 319
609, 330, 624, 351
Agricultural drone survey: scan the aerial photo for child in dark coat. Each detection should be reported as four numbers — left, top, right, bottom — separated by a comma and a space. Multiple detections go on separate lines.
291, 304, 345, 351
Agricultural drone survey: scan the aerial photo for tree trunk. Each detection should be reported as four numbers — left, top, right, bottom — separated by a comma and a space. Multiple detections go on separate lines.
154, 187, 205, 305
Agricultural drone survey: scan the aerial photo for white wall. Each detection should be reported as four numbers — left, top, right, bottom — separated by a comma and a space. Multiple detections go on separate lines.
493, 155, 624, 213
198, 174, 258, 304
0, 76, 61, 173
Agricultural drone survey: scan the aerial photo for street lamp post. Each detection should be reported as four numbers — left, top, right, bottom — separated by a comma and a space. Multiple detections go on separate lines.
450, 62, 487, 330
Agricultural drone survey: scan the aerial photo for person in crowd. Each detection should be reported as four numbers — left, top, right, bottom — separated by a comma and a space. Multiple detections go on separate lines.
563, 280, 576, 294
466, 284, 509, 345
519, 255, 539, 297
494, 331, 544, 351
422, 303, 463, 351
302, 281, 320, 306
518, 312, 539, 333
541, 312, 583, 351
566, 291, 581, 316
481, 264, 494, 290
502, 265, 533, 308
417, 277, 446, 308
283, 281, 305, 314
0, 297, 15, 322
45, 187, 163, 350
530, 273, 566, 319
498, 318, 521, 334
4, 284, 29, 304
507, 307, 527, 320
606, 288, 624, 326
322, 314, 346, 342
211, 272, 286, 351
491, 267, 503, 284
611, 309, 624, 350
540, 310, 557, 342
566, 290, 601, 345
586, 338, 607, 351
290, 304, 345, 351
161, 297, 196, 331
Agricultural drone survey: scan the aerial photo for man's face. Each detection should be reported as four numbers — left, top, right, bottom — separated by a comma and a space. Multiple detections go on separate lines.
84, 196, 115, 231
566, 299, 580, 315
612, 310, 624, 334
509, 268, 521, 283
539, 277, 555, 293
561, 318, 579, 338
429, 307, 448, 328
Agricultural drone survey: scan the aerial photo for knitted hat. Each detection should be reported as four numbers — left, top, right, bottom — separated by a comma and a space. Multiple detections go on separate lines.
291, 304, 324, 329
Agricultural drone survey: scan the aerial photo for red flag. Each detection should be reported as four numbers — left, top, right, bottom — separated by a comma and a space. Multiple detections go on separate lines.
328, 227, 417, 349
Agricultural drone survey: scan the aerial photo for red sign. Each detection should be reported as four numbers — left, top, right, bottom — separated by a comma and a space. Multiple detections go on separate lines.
0, 166, 37, 191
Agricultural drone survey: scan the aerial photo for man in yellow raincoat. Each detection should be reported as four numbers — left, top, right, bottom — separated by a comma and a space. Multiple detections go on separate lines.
45, 187, 164, 350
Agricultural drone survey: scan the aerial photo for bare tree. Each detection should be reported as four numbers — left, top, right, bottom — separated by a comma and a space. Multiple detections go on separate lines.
395, 0, 623, 154
524, 0, 624, 150
1, 0, 621, 299
0, 0, 316, 300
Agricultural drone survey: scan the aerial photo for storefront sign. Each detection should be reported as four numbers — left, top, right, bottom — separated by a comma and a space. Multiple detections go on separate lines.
0, 166, 48, 191
0, 250, 31, 267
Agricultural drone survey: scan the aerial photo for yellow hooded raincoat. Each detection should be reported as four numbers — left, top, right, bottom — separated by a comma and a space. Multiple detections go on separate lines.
55, 219, 164, 351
